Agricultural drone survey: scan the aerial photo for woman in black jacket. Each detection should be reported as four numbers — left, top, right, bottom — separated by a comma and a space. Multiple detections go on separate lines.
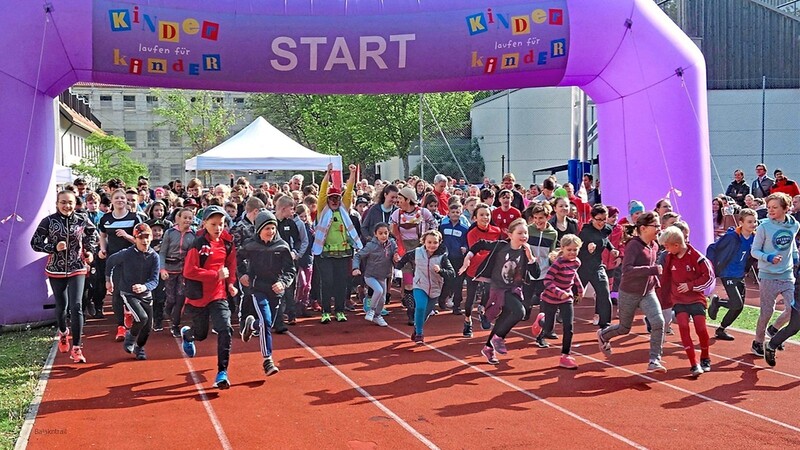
30, 190, 98, 363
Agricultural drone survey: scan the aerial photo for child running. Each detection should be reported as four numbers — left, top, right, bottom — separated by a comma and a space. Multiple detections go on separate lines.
352, 222, 397, 327
658, 224, 714, 377
461, 218, 540, 365
237, 210, 296, 376
707, 208, 757, 341
105, 223, 160, 360
531, 234, 584, 369
160, 208, 197, 337
462, 203, 503, 337
597, 212, 667, 373
395, 230, 454, 344
181, 205, 239, 390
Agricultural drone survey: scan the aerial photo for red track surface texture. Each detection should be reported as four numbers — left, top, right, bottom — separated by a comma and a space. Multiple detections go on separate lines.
24, 300, 800, 449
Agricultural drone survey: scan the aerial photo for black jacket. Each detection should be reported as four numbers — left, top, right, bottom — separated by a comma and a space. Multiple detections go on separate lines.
725, 180, 750, 207
105, 246, 160, 297
467, 239, 540, 282
238, 235, 296, 297
31, 212, 98, 277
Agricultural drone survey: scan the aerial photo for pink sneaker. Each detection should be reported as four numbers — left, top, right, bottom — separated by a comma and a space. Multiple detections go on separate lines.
124, 308, 134, 329
57, 329, 70, 353
559, 354, 578, 370
481, 345, 499, 365
490, 335, 508, 355
531, 312, 545, 337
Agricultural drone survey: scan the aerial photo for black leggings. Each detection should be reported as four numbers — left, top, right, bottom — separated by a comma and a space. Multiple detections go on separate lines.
540, 301, 574, 355
464, 279, 489, 319
49, 276, 84, 346
770, 304, 800, 349
719, 277, 745, 329
121, 293, 152, 347
579, 266, 611, 327
486, 291, 525, 345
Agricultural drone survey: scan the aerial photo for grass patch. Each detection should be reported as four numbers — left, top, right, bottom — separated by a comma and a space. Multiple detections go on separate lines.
705, 305, 799, 342
0, 326, 55, 450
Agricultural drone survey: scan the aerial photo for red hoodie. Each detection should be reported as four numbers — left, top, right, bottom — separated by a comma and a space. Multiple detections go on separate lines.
466, 222, 503, 278
659, 244, 713, 308
183, 229, 237, 308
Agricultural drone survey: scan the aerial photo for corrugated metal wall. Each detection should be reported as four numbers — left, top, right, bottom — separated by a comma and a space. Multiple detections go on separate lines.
664, 0, 800, 89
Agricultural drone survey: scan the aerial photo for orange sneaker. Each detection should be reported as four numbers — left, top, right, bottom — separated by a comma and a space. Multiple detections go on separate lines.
115, 325, 126, 342
70, 347, 86, 363
123, 308, 134, 329
57, 329, 70, 353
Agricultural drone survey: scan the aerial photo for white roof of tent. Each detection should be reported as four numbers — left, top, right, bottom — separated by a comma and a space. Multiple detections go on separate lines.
55, 164, 73, 184
185, 117, 342, 171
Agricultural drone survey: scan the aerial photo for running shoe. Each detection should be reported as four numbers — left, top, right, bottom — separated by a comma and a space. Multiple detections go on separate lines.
463, 322, 473, 338
363, 297, 371, 313
481, 345, 499, 365
123, 307, 134, 329
535, 336, 550, 348
452, 307, 462, 316
115, 326, 126, 342
690, 365, 703, 378
321, 313, 332, 324
364, 310, 375, 322
707, 295, 720, 320
86, 302, 96, 318
181, 326, 195, 357
335, 312, 347, 322
123, 331, 135, 354
592, 314, 600, 326
380, 308, 390, 316
70, 346, 86, 363
751, 340, 765, 357
764, 345, 777, 367
152, 323, 164, 332
312, 300, 322, 312
344, 304, 357, 312
170, 325, 182, 338
490, 335, 508, 355
479, 312, 492, 330
133, 345, 147, 360
263, 357, 279, 376
373, 316, 388, 327
597, 329, 612, 357
213, 371, 230, 389
414, 333, 425, 345
700, 358, 712, 372
715, 327, 735, 341
545, 332, 558, 340
57, 329, 70, 353
647, 360, 667, 373
559, 354, 578, 370
445, 298, 454, 309
531, 312, 545, 338
241, 315, 255, 343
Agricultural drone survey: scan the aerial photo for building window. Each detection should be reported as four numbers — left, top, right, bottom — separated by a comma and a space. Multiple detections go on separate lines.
123, 95, 136, 109
147, 130, 159, 147
233, 97, 245, 104
152, 150, 159, 159
124, 130, 136, 147
150, 165, 161, 179
145, 95, 158, 106
99, 95, 112, 103
170, 164, 182, 178
170, 131, 181, 147
140, 150, 147, 159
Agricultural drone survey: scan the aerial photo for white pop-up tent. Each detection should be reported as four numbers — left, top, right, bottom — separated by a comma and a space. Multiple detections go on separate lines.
55, 164, 74, 184
185, 117, 342, 171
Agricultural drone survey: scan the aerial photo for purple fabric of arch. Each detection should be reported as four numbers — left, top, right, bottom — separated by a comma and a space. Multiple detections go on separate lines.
0, 0, 709, 325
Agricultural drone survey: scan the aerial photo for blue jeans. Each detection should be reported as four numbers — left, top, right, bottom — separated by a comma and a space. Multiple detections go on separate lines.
252, 293, 280, 358
413, 288, 438, 336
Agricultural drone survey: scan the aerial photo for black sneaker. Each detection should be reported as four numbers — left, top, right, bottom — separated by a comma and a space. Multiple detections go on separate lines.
86, 302, 96, 317
171, 325, 182, 338
751, 340, 765, 357
462, 322, 473, 338
133, 345, 147, 361
263, 357, 279, 376
535, 336, 550, 348
545, 332, 558, 340
452, 307, 462, 316
123, 331, 135, 354
700, 358, 711, 372
241, 315, 255, 343
715, 327, 735, 341
707, 295, 719, 320
764, 345, 777, 367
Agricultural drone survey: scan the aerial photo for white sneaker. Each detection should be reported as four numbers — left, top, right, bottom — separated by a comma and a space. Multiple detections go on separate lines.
373, 316, 388, 327
364, 310, 375, 322
592, 314, 600, 326
445, 297, 454, 309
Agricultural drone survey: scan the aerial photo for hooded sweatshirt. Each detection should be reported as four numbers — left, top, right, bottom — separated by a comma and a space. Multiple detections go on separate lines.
751, 214, 800, 280
353, 236, 397, 280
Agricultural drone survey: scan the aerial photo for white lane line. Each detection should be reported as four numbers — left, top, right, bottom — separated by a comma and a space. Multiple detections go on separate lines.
15, 342, 57, 450
387, 326, 648, 450
288, 331, 440, 450
175, 339, 233, 450
509, 328, 800, 434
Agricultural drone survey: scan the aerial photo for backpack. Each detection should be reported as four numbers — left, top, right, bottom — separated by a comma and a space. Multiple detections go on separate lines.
184, 233, 234, 300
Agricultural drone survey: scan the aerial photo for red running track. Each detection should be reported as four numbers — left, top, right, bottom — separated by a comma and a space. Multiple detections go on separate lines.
22, 300, 800, 449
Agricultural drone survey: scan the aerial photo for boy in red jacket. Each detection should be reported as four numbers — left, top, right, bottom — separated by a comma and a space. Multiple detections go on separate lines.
658, 224, 714, 378
181, 205, 239, 390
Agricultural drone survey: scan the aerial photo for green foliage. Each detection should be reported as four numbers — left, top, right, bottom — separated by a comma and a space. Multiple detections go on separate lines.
248, 92, 475, 178
411, 137, 485, 183
70, 133, 148, 187
152, 89, 238, 157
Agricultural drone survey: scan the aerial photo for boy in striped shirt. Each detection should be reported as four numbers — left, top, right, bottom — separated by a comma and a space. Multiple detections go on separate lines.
532, 234, 584, 369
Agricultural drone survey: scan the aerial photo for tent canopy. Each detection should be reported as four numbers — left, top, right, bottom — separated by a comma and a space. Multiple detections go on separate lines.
185, 117, 342, 171
55, 164, 74, 184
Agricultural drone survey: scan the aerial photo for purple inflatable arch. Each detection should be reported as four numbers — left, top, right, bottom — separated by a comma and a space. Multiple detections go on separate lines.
0, 0, 709, 325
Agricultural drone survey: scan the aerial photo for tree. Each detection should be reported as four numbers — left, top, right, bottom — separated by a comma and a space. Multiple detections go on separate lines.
70, 133, 148, 187
248, 92, 475, 178
411, 138, 485, 183
152, 89, 239, 158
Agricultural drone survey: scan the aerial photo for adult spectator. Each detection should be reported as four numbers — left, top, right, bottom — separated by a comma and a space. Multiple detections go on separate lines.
583, 174, 600, 205
73, 178, 88, 200
171, 179, 188, 199
432, 174, 451, 216
480, 176, 493, 190
138, 176, 155, 200
493, 173, 525, 211
751, 163, 774, 198
289, 174, 304, 192
771, 169, 800, 198
725, 169, 749, 207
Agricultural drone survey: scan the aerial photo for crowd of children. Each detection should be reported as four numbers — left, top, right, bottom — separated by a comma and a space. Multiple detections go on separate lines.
29, 170, 800, 391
